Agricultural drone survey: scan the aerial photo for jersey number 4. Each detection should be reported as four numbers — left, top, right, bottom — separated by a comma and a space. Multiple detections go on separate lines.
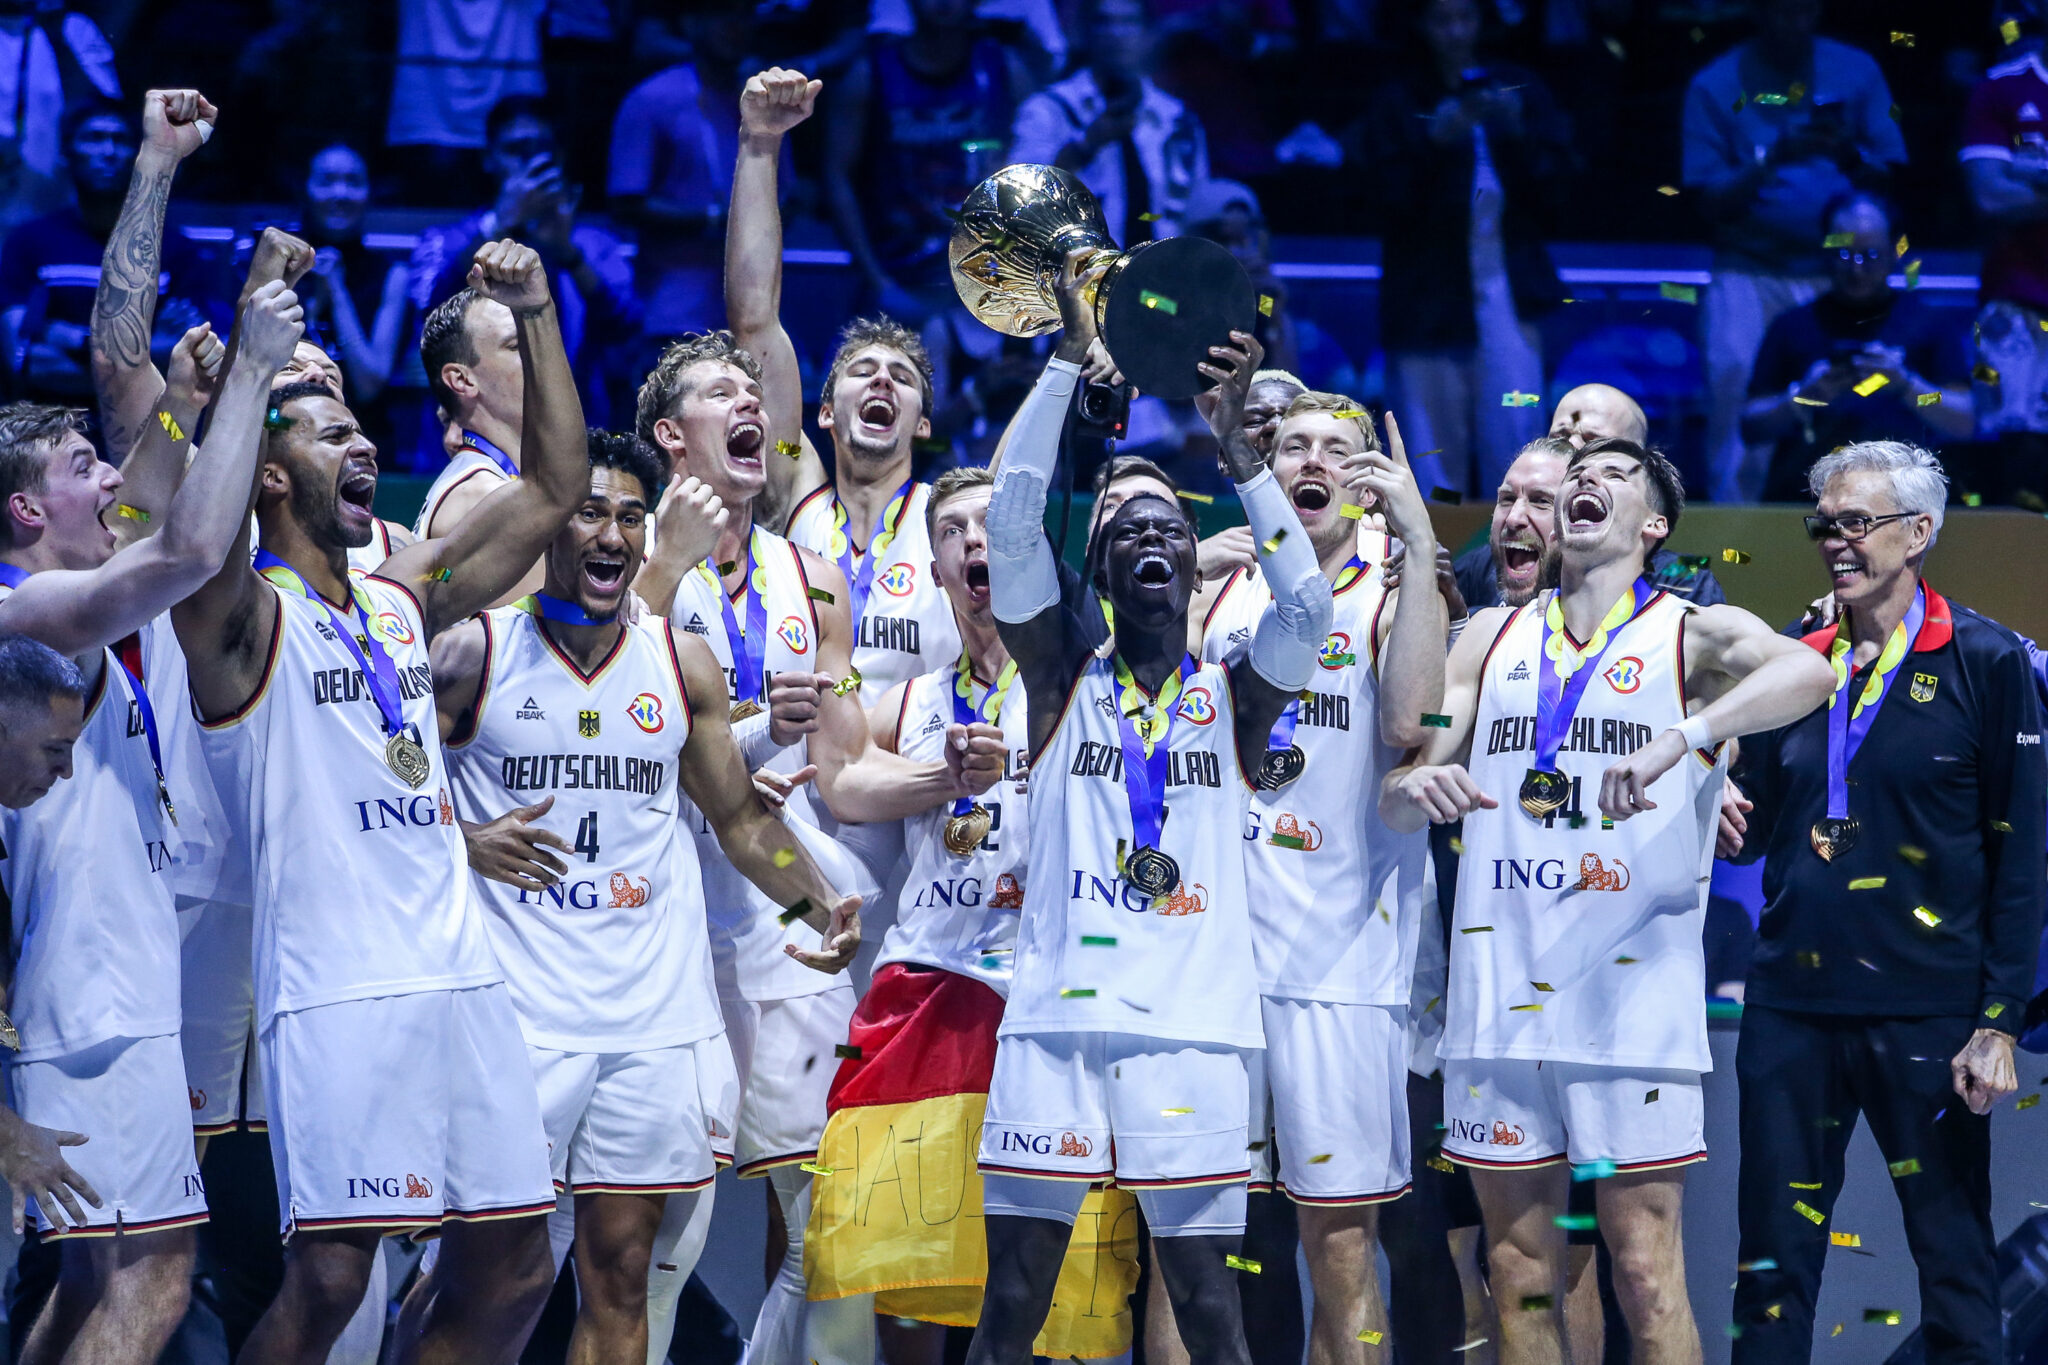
575, 811, 601, 863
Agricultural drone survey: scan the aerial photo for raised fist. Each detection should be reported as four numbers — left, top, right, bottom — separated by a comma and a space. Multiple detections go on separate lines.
467, 239, 551, 312
249, 227, 316, 290
141, 89, 216, 163
740, 67, 821, 139
241, 280, 306, 374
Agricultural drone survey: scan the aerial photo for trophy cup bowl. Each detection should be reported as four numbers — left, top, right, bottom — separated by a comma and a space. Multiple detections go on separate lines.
948, 164, 1257, 399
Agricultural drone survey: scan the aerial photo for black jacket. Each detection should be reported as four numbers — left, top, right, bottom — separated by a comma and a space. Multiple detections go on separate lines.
1735, 586, 2046, 1027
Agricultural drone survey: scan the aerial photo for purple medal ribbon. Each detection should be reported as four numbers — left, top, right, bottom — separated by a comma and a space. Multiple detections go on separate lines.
834, 479, 914, 635
1823, 585, 1925, 823
1114, 656, 1197, 860
461, 430, 518, 478
1533, 578, 1655, 775
253, 549, 410, 746
713, 532, 767, 706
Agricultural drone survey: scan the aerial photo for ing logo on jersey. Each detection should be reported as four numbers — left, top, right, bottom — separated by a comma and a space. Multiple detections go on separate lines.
1157, 881, 1208, 916
1574, 854, 1629, 891
777, 615, 809, 653
1318, 632, 1357, 670
626, 693, 664, 733
608, 873, 651, 908
1176, 686, 1216, 725
1268, 814, 1322, 851
1603, 656, 1644, 694
877, 563, 916, 597
372, 611, 415, 646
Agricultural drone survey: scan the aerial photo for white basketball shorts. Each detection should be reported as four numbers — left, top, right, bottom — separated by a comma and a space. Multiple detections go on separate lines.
1251, 998, 1411, 1204
530, 1034, 740, 1195
177, 898, 266, 1134
1442, 1056, 1706, 1173
719, 982, 856, 1177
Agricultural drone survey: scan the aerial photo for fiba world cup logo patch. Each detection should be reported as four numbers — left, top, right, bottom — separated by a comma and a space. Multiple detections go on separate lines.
778, 615, 808, 652
877, 563, 916, 597
1603, 656, 1644, 694
1176, 686, 1216, 725
1318, 631, 1356, 670
626, 693, 664, 733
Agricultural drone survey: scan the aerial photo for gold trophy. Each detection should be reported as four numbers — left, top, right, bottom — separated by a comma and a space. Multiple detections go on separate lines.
948, 164, 1256, 399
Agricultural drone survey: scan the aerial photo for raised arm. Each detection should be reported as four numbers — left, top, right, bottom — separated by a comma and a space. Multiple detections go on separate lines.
5, 283, 301, 661
377, 242, 587, 636
1338, 412, 1446, 748
725, 66, 828, 531
105, 322, 224, 551
90, 89, 216, 461
673, 632, 861, 972
1378, 604, 1513, 834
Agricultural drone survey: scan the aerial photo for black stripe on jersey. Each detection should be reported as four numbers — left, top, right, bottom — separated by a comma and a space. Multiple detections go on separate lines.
1201, 564, 1249, 639
447, 611, 495, 750
658, 618, 695, 736
1027, 652, 1098, 770
198, 584, 288, 731
788, 541, 825, 644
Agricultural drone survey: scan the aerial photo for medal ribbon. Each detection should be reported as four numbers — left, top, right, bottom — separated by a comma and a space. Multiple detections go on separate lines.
949, 650, 1019, 816
1822, 585, 1923, 823
461, 430, 518, 478
253, 549, 409, 743
518, 591, 613, 627
1533, 578, 1656, 774
1112, 654, 1196, 868
832, 479, 914, 632
1265, 556, 1365, 753
704, 530, 767, 706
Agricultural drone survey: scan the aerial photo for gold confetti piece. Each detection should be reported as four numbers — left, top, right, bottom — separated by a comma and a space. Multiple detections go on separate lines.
1848, 876, 1887, 890
1645, 1088, 1660, 1102
1139, 290, 1179, 315
1830, 1231, 1861, 1246
1468, 1084, 1481, 1097
1308, 1153, 1333, 1164
1793, 395, 1828, 406
1532, 982, 1554, 992
1915, 391, 1941, 408
1448, 837, 1464, 855
1888, 1158, 1921, 1177
1988, 1001, 2008, 1017
1852, 373, 1890, 398
1357, 1330, 1383, 1344
1975, 363, 2002, 386
774, 848, 797, 868
1226, 1255, 1262, 1273
1261, 530, 1287, 553
1520, 1295, 1555, 1311
1890, 31, 1915, 46
1162, 1106, 1195, 1116
1460, 925, 1492, 934
1823, 233, 1855, 249
2020, 1093, 2042, 1110
1258, 294, 1274, 317
1913, 906, 1941, 927
1991, 820, 2014, 833
1831, 1323, 1845, 1337
115, 504, 151, 523
1330, 407, 1369, 419
718, 561, 738, 575
1895, 234, 1910, 258
1793, 1201, 1824, 1224
807, 587, 836, 603
776, 439, 803, 458
1865, 1309, 1902, 1326
1798, 951, 1822, 968
1657, 185, 1680, 196
1060, 988, 1097, 998
1660, 282, 1700, 305
1428, 1155, 1455, 1173
1339, 503, 1366, 520
835, 1043, 863, 1060
1422, 713, 1452, 727
1765, 1304, 1783, 1320
1501, 391, 1541, 407
1510, 1003, 1544, 1012
832, 669, 863, 696
431, 567, 454, 582
157, 410, 186, 442
2004, 18, 2022, 43
1905, 259, 1922, 288
800, 1161, 834, 1175
1176, 490, 1214, 504
1721, 549, 1751, 564
1790, 1181, 1823, 1189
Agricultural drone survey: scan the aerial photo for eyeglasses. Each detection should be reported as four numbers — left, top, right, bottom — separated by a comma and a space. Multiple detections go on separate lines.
1836, 249, 1882, 267
1803, 511, 1916, 541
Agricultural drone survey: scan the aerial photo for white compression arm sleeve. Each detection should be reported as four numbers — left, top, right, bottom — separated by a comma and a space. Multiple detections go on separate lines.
731, 708, 785, 769
1237, 467, 1333, 692
988, 358, 1081, 624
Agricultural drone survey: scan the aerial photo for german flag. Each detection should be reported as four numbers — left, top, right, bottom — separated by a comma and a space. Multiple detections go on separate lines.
804, 963, 1139, 1356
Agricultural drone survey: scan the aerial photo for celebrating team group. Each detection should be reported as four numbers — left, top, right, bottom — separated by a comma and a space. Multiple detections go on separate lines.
0, 62, 2037, 1365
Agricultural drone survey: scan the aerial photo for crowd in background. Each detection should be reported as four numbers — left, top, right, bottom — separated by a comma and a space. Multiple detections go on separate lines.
0, 0, 2038, 501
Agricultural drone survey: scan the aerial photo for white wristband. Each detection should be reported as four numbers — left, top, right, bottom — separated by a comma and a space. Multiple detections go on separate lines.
1672, 712, 1714, 752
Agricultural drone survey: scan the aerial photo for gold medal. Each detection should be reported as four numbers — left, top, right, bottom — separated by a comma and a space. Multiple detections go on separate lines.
1810, 816, 1860, 862
1519, 768, 1570, 818
944, 804, 993, 856
386, 733, 431, 789
730, 699, 763, 723
0, 1010, 19, 1051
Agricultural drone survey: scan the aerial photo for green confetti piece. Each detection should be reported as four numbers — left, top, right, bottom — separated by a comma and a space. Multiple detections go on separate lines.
1913, 906, 1941, 927
1888, 1158, 1921, 1177
262, 406, 291, 431
1567, 813, 1587, 829
1790, 1181, 1823, 1189
1553, 1214, 1598, 1231
777, 896, 811, 925
2019, 1093, 2041, 1110
1460, 925, 1493, 934
116, 504, 151, 524
807, 587, 836, 603
431, 567, 454, 583
1614, 954, 1639, 964
1897, 844, 1928, 865
1721, 548, 1751, 564
1904, 259, 1922, 289
1660, 282, 1699, 304
1421, 713, 1452, 728
835, 1044, 863, 1060
1060, 988, 1097, 998
1864, 1309, 1902, 1326
960, 138, 1002, 152
1571, 1160, 1617, 1182
1531, 982, 1555, 992
800, 1161, 834, 1175
1139, 290, 1179, 315
1645, 1087, 1660, 1102
1848, 877, 1887, 890
1738, 1258, 1779, 1272
1080, 935, 1117, 946
1753, 92, 1789, 107
1519, 1295, 1555, 1311
1793, 1200, 1825, 1224
1500, 391, 1541, 407
1987, 1001, 2008, 1017
1823, 233, 1855, 249
1176, 490, 1215, 504
1600, 817, 1615, 830
1226, 1255, 1262, 1273
1269, 833, 1309, 850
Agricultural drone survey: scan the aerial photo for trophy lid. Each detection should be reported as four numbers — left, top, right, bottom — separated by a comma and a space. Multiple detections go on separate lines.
1098, 236, 1258, 400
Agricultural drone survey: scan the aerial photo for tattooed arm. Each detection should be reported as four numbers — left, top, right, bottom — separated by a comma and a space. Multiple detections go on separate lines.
90, 89, 216, 463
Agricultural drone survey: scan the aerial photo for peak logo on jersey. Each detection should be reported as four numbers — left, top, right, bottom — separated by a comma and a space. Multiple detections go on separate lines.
683, 612, 710, 637
778, 615, 808, 652
1057, 1132, 1093, 1157
917, 712, 947, 740
1157, 881, 1209, 916
516, 696, 546, 720
626, 693, 664, 733
438, 788, 454, 825
578, 710, 601, 739
372, 611, 415, 646
1910, 672, 1938, 703
1603, 656, 1644, 694
1574, 854, 1629, 891
877, 563, 916, 597
1227, 627, 1250, 647
1268, 814, 1322, 851
1506, 659, 1531, 681
1176, 686, 1216, 725
990, 872, 1024, 909
1318, 632, 1356, 670
608, 873, 651, 908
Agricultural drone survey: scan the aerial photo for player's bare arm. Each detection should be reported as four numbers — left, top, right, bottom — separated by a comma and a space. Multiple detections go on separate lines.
1379, 603, 1515, 832
8, 282, 301, 662
725, 66, 829, 531
672, 631, 861, 971
1597, 603, 1836, 821
633, 475, 728, 617
378, 243, 588, 637
106, 322, 227, 550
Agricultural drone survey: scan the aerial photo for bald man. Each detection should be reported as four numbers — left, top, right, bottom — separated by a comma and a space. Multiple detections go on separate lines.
1550, 382, 1648, 447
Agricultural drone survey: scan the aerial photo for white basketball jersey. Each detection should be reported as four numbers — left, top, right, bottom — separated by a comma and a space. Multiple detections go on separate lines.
447, 609, 721, 1052
787, 481, 961, 697
0, 598, 179, 1061
148, 616, 250, 909
1200, 558, 1430, 1006
347, 518, 397, 575
412, 445, 509, 540
1004, 655, 1261, 1048
1446, 591, 1721, 1072
670, 525, 843, 1002
879, 663, 1030, 993
198, 574, 500, 1025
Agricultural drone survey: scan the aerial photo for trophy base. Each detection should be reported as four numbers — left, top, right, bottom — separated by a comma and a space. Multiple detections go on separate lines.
1099, 237, 1259, 400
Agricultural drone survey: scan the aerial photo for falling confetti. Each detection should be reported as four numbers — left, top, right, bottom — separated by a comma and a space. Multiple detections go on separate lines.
1798, 951, 1822, 968
1259, 294, 1275, 317
1657, 185, 1681, 196
1852, 373, 1890, 398
115, 504, 150, 523
1177, 490, 1215, 504
1510, 1003, 1544, 1012
1721, 549, 1751, 564
1660, 282, 1699, 304
801, 1160, 835, 1175
1448, 837, 1465, 855
1554, 1215, 1598, 1231
1790, 1181, 1823, 1189
774, 849, 797, 868
1081, 935, 1117, 946
1422, 713, 1452, 728
1793, 395, 1828, 407
1226, 1255, 1263, 1273
1262, 531, 1287, 553
1888, 104, 1901, 123
1501, 391, 1541, 407
832, 669, 864, 696
1646, 1088, 1661, 1103
2020, 1094, 2042, 1110
1830, 1231, 1862, 1247
1161, 1107, 1195, 1116
2004, 18, 2022, 43
1988, 1001, 2008, 1017
1888, 1158, 1921, 1177
1823, 233, 1855, 249
1520, 1295, 1555, 1311
1975, 364, 2002, 386
1865, 1309, 1902, 1326
1904, 259, 1922, 289
835, 1044, 863, 1060
1573, 1160, 1618, 1182
1357, 1330, 1383, 1345
1340, 503, 1367, 520
1913, 907, 1942, 927
1895, 234, 1910, 257
1831, 1323, 1845, 1337
807, 587, 836, 603
1793, 1201, 1825, 1224
777, 439, 803, 459
1309, 1153, 1334, 1164
1139, 290, 1179, 315
431, 567, 454, 583
1890, 31, 1915, 45
1532, 982, 1555, 992
1738, 1258, 1780, 1272
1991, 820, 2014, 833
1848, 876, 1887, 890
1615, 955, 1640, 964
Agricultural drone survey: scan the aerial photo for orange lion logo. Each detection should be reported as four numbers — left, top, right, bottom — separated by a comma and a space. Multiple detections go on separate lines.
989, 873, 1024, 909
1573, 854, 1630, 891
404, 1174, 434, 1198
1490, 1121, 1526, 1147
438, 787, 454, 826
188, 1087, 205, 1111
609, 873, 651, 908
1057, 1132, 1093, 1158
1269, 813, 1323, 851
1156, 882, 1209, 916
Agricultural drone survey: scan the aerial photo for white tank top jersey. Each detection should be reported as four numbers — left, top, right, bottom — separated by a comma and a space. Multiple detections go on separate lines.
670, 524, 843, 1002
1003, 654, 1262, 1049
787, 481, 962, 698
347, 518, 396, 575
411, 445, 508, 540
1200, 557, 1431, 1006
148, 616, 250, 909
878, 663, 1030, 994
447, 609, 721, 1052
198, 574, 500, 1025
0, 597, 180, 1061
1445, 590, 1723, 1073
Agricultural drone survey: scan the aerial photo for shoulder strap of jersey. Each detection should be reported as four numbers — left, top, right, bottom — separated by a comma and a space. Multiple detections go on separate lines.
657, 617, 697, 737
447, 610, 498, 750
788, 483, 835, 540
1200, 563, 1251, 641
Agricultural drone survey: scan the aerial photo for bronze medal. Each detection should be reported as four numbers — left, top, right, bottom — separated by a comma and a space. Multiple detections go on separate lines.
1126, 845, 1180, 899
1518, 767, 1570, 819
385, 733, 431, 789
1810, 816, 1860, 863
1255, 744, 1306, 792
944, 804, 993, 856
729, 699, 764, 723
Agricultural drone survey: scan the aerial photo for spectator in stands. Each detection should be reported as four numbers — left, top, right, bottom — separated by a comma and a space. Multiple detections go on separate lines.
1745, 191, 1973, 501
1960, 1, 2048, 507
1182, 178, 1299, 376
1353, 0, 1571, 499
386, 0, 546, 203
295, 143, 410, 452
867, 0, 1064, 84
1550, 381, 1648, 446
1008, 0, 1209, 244
823, 0, 1028, 325
0, 3, 120, 239
405, 95, 638, 429
1682, 0, 1905, 502
0, 97, 207, 402
608, 0, 756, 342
